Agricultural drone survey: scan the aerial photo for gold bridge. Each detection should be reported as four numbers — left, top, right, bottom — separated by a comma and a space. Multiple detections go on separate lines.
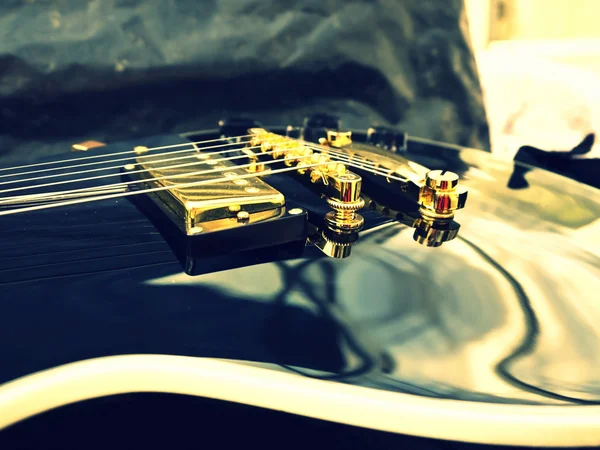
247, 128, 368, 258
246, 128, 468, 248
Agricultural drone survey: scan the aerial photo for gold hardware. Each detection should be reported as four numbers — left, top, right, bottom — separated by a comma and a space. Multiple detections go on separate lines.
412, 216, 459, 248
134, 146, 149, 154
324, 130, 353, 148
418, 169, 468, 220
71, 140, 106, 152
425, 169, 459, 190
324, 197, 365, 232
318, 173, 365, 258
248, 128, 365, 258
242, 148, 267, 173
361, 191, 462, 248
236, 211, 250, 223
123, 164, 135, 171
313, 140, 468, 244
320, 171, 365, 237
314, 178, 364, 260
312, 231, 353, 258
288, 208, 304, 215
124, 144, 285, 236
247, 128, 468, 252
248, 128, 353, 194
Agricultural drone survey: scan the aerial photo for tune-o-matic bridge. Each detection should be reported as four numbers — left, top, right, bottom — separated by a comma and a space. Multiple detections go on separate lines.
246, 128, 367, 258
246, 127, 468, 250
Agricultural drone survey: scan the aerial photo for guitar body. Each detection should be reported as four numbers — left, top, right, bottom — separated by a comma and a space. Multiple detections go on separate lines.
1, 127, 599, 449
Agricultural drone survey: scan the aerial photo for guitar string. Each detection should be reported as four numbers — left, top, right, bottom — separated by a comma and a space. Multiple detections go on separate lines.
299, 142, 408, 184
0, 136, 390, 187
0, 152, 401, 208
0, 143, 327, 198
0, 142, 402, 202
0, 158, 338, 216
267, 135, 408, 179
0, 154, 403, 207
0, 137, 253, 182
0, 127, 402, 188
0, 133, 253, 175
0, 140, 258, 193
0, 150, 407, 214
302, 142, 403, 177
0, 188, 131, 206
0, 130, 394, 182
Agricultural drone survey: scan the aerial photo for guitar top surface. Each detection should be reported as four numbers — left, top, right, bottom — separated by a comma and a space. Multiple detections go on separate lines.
0, 129, 599, 448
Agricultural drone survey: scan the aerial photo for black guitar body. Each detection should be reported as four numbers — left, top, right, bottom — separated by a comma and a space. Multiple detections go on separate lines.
0, 125, 599, 449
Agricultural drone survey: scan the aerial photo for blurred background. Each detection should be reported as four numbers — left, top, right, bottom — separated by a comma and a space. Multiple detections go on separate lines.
0, 0, 489, 164
1, 0, 599, 170
465, 0, 600, 159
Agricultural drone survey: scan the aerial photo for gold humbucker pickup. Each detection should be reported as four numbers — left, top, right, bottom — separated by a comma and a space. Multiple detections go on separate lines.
125, 150, 285, 235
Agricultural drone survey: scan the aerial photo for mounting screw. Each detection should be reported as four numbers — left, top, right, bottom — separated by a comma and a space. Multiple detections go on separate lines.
236, 211, 250, 223
124, 164, 135, 170
288, 208, 304, 215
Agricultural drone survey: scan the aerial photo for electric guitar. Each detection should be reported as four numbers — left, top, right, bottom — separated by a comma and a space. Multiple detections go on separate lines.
0, 115, 599, 448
